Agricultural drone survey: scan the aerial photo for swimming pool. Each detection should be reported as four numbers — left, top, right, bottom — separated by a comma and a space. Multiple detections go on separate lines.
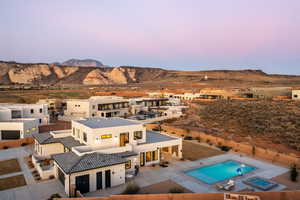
185, 160, 256, 184
243, 177, 278, 190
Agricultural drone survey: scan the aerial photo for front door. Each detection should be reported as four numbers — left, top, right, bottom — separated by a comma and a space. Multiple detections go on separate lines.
120, 133, 129, 147
105, 170, 111, 188
96, 172, 102, 190
140, 152, 145, 166
75, 174, 90, 194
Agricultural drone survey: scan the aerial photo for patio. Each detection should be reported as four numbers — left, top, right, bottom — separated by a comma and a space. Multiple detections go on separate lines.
84, 152, 289, 197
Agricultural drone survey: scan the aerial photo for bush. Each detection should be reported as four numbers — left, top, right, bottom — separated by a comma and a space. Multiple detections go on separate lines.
169, 187, 184, 193
21, 143, 28, 146
122, 182, 140, 194
3, 146, 9, 149
47, 193, 61, 200
49, 175, 55, 179
290, 165, 298, 182
184, 136, 193, 140
218, 145, 231, 152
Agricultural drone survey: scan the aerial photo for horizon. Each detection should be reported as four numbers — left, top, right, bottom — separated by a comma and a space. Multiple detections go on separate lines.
1, 0, 300, 75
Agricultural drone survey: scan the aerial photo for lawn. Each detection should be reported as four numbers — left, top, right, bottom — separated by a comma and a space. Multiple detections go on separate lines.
0, 159, 21, 176
182, 140, 224, 161
0, 175, 26, 191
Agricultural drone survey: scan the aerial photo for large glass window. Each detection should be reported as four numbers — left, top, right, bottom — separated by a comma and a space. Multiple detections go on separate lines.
134, 131, 143, 140
152, 150, 158, 161
146, 152, 152, 162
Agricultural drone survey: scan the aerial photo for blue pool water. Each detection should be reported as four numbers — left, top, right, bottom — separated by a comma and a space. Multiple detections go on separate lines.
248, 178, 271, 187
185, 160, 256, 184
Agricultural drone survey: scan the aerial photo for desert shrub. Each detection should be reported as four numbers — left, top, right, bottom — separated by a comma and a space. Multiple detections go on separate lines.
3, 146, 9, 149
49, 175, 55, 179
21, 142, 28, 146
47, 193, 61, 200
206, 139, 210, 143
122, 182, 140, 194
184, 136, 193, 140
218, 145, 231, 152
169, 187, 184, 193
290, 165, 298, 182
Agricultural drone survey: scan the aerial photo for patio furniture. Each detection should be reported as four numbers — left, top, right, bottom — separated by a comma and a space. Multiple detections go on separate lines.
215, 180, 235, 191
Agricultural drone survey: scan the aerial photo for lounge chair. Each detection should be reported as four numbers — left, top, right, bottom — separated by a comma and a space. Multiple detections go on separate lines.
215, 180, 235, 191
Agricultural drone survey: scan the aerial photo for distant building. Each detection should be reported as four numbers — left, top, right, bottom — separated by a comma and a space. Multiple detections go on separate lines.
62, 96, 130, 120
0, 103, 49, 140
248, 87, 292, 99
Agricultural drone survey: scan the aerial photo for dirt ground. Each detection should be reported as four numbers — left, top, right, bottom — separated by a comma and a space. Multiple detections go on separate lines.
138, 180, 192, 194
0, 159, 21, 176
0, 175, 26, 191
272, 172, 300, 190
182, 140, 224, 161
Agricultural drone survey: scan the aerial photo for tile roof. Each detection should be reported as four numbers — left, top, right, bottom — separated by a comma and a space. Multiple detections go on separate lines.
53, 152, 127, 174
75, 117, 141, 129
33, 133, 59, 144
144, 130, 178, 144
33, 133, 84, 149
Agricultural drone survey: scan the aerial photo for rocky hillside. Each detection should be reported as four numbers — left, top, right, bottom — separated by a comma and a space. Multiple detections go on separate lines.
61, 58, 104, 67
0, 61, 166, 85
1, 60, 300, 86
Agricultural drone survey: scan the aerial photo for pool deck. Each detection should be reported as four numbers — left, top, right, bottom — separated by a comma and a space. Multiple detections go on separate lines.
85, 152, 288, 197
170, 153, 288, 193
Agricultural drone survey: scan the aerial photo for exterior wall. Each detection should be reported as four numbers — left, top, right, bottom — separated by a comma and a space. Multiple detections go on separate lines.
0, 104, 49, 125
0, 119, 39, 140
54, 162, 125, 196
71, 121, 146, 147
292, 90, 300, 100
35, 142, 65, 157
65, 100, 91, 118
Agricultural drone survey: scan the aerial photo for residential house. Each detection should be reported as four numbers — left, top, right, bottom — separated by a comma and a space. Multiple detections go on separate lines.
32, 117, 182, 196
0, 103, 49, 140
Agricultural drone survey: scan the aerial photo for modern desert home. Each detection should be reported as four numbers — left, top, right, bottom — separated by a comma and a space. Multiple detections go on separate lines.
62, 96, 130, 120
32, 117, 182, 196
0, 103, 49, 140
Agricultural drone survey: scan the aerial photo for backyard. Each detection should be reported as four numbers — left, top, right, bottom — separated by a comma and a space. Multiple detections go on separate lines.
182, 140, 224, 161
0, 175, 26, 191
0, 159, 21, 176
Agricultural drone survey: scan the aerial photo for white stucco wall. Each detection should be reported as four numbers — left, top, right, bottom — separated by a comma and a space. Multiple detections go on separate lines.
36, 142, 65, 157
0, 119, 39, 140
54, 162, 125, 196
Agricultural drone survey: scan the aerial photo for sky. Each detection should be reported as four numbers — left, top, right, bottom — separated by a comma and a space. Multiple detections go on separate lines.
1, 0, 300, 75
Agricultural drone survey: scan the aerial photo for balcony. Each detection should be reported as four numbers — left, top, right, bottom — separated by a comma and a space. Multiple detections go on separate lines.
72, 144, 133, 156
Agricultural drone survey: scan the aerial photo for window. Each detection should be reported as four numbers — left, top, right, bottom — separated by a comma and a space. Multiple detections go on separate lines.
83, 132, 87, 142
146, 152, 152, 162
72, 128, 75, 136
125, 160, 131, 169
152, 150, 158, 161
134, 131, 143, 140
92, 105, 95, 109
39, 119, 42, 124
101, 134, 112, 139
39, 108, 43, 113
30, 109, 34, 114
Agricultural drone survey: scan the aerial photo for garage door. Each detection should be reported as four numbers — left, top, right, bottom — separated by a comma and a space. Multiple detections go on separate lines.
1, 130, 20, 140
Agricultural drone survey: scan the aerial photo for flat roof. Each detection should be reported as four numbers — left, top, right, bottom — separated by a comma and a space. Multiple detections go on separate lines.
75, 117, 141, 129
144, 130, 178, 144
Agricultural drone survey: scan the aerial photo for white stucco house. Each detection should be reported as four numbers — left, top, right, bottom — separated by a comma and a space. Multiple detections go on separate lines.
0, 103, 49, 140
32, 117, 182, 196
62, 96, 130, 120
